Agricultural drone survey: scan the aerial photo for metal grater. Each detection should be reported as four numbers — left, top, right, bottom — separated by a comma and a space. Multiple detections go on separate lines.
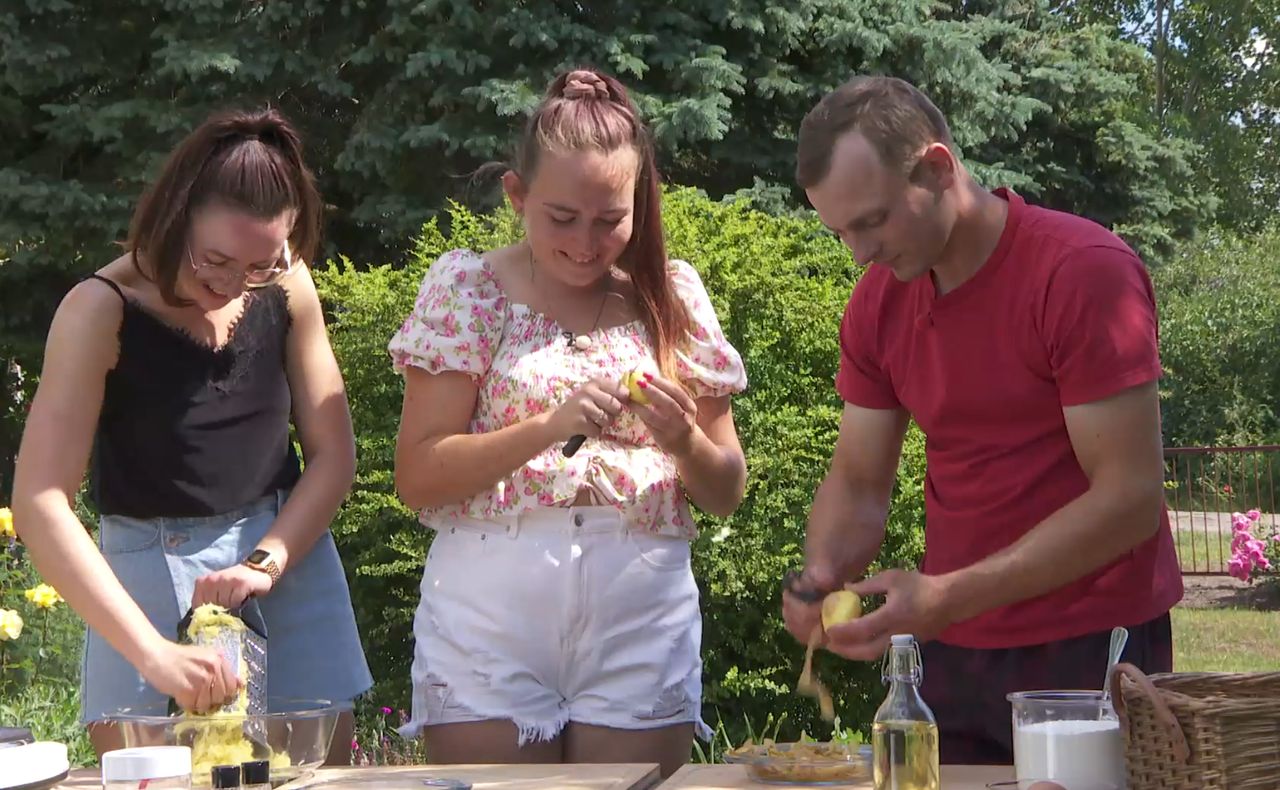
172, 600, 268, 716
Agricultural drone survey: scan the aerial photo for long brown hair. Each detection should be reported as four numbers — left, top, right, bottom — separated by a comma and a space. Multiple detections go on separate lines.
124, 107, 323, 306
514, 69, 693, 378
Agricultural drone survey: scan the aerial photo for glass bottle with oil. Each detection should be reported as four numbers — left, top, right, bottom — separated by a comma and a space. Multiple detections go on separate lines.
872, 634, 939, 790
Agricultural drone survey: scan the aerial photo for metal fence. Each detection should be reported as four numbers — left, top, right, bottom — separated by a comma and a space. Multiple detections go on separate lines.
1163, 445, 1280, 575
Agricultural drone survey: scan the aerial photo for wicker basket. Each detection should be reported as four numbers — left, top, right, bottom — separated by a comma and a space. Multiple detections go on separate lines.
1109, 662, 1280, 789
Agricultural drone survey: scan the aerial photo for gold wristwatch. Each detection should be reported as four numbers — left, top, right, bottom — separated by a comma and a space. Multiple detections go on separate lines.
243, 548, 282, 586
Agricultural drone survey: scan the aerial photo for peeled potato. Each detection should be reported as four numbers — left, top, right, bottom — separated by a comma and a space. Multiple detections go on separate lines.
821, 590, 862, 631
622, 369, 650, 405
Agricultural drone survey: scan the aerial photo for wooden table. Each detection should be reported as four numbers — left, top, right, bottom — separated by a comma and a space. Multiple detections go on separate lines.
61, 764, 662, 789
657, 763, 1014, 788
62, 762, 1015, 788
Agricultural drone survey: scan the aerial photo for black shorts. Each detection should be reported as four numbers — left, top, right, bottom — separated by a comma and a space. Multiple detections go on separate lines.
919, 613, 1174, 765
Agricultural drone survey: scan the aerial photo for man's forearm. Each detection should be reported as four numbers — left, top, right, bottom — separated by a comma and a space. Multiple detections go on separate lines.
938, 479, 1164, 622
805, 473, 889, 585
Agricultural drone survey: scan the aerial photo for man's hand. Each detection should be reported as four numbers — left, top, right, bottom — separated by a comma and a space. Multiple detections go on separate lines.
782, 566, 842, 648
824, 569, 953, 661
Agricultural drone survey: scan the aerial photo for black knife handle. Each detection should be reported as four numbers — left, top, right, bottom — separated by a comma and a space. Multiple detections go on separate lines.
563, 434, 587, 457
782, 568, 828, 603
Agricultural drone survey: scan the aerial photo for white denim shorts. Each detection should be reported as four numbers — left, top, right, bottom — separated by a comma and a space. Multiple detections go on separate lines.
399, 505, 710, 746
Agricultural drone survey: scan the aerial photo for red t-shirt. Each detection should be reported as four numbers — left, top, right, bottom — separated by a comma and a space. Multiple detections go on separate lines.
836, 188, 1183, 649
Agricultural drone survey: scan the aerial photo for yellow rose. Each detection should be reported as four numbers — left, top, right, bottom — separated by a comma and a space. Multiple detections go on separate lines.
0, 609, 23, 641
0, 507, 14, 539
24, 583, 63, 610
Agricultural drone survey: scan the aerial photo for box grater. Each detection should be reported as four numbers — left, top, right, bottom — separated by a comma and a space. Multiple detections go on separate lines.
171, 600, 268, 717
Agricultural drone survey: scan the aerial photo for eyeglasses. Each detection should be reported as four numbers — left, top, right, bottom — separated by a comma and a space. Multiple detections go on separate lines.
188, 240, 297, 289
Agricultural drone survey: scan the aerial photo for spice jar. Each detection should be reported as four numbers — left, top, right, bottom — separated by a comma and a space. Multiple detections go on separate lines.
101, 746, 192, 790
239, 760, 270, 790
210, 765, 241, 789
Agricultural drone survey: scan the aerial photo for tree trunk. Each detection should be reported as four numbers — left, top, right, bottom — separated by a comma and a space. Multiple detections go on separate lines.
0, 356, 16, 501
1154, 0, 1168, 126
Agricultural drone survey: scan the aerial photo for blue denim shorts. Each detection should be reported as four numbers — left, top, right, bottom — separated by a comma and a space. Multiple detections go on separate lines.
80, 489, 373, 724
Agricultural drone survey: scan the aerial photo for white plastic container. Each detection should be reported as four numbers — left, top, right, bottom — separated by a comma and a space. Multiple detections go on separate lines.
0, 741, 70, 790
102, 746, 192, 790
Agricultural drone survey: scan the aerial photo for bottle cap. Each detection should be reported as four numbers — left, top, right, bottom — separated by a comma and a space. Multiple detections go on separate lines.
241, 759, 270, 784
212, 764, 242, 788
890, 634, 915, 646
101, 746, 192, 781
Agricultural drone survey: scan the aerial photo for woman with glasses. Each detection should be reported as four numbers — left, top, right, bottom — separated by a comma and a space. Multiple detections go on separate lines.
10, 108, 371, 760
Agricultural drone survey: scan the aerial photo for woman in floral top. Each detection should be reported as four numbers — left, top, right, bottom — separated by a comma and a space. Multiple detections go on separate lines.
388, 69, 747, 776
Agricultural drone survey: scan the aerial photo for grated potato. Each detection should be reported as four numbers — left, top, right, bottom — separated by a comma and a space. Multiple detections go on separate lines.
178, 604, 290, 784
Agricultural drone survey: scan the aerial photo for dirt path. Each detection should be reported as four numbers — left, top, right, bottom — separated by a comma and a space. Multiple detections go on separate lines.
1179, 575, 1280, 610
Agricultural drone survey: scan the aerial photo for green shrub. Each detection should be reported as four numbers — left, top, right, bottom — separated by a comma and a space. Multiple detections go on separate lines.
0, 495, 93, 697
314, 187, 927, 744
1156, 222, 1280, 448
0, 682, 95, 767
0, 497, 92, 765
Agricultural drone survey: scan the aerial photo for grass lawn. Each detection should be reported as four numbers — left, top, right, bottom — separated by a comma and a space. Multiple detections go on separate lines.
1172, 606, 1280, 672
1173, 529, 1233, 573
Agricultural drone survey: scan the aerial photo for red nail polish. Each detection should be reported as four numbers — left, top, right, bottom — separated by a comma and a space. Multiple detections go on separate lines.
643, 372, 653, 381
638, 380, 648, 388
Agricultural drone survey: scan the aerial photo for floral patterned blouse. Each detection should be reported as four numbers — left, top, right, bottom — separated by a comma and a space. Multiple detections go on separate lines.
388, 248, 747, 539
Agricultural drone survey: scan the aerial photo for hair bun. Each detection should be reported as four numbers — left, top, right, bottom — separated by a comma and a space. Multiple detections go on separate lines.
229, 109, 297, 146
562, 70, 610, 100
218, 111, 307, 160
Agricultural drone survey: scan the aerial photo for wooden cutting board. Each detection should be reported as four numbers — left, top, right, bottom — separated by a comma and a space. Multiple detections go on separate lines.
279, 764, 661, 789
61, 763, 661, 789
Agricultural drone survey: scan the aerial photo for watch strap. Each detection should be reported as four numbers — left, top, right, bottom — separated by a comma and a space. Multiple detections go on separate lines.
245, 553, 282, 585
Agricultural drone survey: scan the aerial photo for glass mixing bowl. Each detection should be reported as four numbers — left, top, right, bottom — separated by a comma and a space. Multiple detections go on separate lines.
106, 697, 341, 788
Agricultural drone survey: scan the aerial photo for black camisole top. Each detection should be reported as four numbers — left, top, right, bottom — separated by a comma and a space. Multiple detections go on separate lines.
87, 274, 302, 519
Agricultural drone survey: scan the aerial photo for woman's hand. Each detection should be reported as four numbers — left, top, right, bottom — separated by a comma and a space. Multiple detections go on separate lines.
628, 372, 699, 456
139, 639, 243, 714
192, 565, 273, 610
545, 376, 629, 443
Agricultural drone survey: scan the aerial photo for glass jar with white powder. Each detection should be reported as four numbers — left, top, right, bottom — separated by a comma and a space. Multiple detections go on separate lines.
1006, 690, 1126, 790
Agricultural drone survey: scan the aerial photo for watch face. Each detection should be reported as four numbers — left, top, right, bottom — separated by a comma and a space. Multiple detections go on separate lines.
246, 549, 271, 565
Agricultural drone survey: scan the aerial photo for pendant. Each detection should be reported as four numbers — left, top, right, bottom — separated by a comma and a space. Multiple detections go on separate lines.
573, 335, 593, 351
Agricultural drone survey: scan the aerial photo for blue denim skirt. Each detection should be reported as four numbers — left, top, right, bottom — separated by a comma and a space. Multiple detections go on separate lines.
80, 489, 373, 723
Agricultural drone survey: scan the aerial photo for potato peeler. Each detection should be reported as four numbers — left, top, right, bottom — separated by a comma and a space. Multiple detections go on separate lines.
782, 568, 829, 603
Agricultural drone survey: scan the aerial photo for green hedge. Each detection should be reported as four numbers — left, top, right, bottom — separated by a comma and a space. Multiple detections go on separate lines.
1155, 222, 1280, 448
314, 187, 926, 742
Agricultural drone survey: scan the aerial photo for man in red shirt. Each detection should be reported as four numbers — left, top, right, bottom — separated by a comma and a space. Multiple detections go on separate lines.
781, 75, 1183, 764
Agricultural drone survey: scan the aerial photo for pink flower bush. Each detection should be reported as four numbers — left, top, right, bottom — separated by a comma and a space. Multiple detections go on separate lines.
1228, 509, 1278, 582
